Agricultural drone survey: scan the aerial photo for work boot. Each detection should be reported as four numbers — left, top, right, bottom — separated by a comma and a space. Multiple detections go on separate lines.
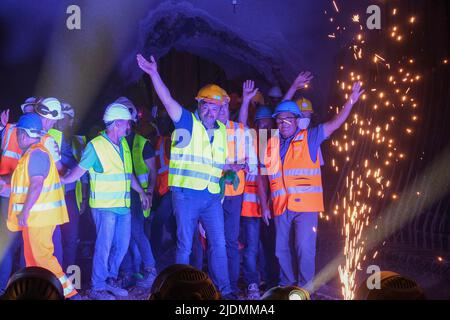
106, 278, 128, 297
247, 283, 261, 300
136, 267, 157, 288
89, 289, 115, 300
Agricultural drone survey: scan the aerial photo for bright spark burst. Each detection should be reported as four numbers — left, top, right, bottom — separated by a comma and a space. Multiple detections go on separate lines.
329, 1, 422, 300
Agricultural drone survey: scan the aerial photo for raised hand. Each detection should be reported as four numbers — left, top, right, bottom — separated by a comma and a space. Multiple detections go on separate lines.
293, 71, 313, 90
137, 54, 158, 75
349, 81, 364, 105
242, 80, 259, 102
1, 109, 10, 127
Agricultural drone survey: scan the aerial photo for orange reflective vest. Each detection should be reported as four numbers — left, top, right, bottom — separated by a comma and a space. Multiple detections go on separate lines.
155, 136, 170, 196
264, 130, 324, 216
224, 121, 246, 196
241, 133, 261, 218
0, 123, 22, 176
240, 174, 261, 218
7, 142, 69, 232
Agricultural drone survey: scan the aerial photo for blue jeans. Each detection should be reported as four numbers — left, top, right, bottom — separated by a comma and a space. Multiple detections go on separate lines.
60, 190, 79, 270
190, 228, 204, 271
0, 196, 25, 292
223, 195, 243, 293
150, 192, 177, 274
274, 211, 318, 288
121, 240, 141, 274
91, 208, 131, 290
172, 189, 231, 295
240, 217, 260, 286
121, 191, 155, 274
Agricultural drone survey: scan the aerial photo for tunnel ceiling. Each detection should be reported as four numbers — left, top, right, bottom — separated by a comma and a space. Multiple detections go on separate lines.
123, 0, 354, 90
1, 0, 365, 107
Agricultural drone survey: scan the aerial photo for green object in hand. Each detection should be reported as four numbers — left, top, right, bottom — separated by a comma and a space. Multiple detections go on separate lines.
219, 170, 240, 198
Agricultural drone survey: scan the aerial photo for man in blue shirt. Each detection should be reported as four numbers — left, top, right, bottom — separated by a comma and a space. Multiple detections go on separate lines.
137, 53, 235, 299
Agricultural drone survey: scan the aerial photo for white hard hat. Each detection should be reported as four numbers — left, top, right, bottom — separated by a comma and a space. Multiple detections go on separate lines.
20, 97, 38, 113
115, 96, 137, 122
103, 102, 132, 123
268, 86, 283, 98
61, 102, 75, 118
35, 97, 64, 120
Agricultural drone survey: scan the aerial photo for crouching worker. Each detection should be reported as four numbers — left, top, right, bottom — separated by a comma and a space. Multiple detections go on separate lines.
5, 113, 79, 299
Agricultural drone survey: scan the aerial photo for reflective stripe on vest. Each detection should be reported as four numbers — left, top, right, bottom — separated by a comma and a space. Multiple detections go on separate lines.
0, 124, 22, 176
168, 113, 226, 194
264, 130, 324, 215
12, 200, 66, 212
240, 173, 261, 218
12, 182, 63, 194
7, 143, 69, 231
88, 134, 132, 209
59, 274, 77, 298
2, 149, 21, 160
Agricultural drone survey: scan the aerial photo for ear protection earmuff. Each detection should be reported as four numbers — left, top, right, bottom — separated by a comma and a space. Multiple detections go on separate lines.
34, 98, 59, 118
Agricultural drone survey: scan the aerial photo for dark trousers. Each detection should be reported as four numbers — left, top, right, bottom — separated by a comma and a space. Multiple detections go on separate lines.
150, 192, 177, 274
0, 196, 25, 292
223, 194, 243, 294
240, 217, 260, 286
60, 190, 80, 270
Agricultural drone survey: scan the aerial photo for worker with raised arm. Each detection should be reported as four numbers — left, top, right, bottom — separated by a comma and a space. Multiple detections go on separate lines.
137, 53, 234, 299
260, 81, 364, 290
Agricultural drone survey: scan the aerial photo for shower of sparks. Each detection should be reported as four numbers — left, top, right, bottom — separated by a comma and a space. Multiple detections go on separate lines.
327, 3, 422, 300
333, 0, 339, 13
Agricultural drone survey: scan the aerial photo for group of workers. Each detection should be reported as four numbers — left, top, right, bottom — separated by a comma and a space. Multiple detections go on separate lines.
0, 52, 363, 300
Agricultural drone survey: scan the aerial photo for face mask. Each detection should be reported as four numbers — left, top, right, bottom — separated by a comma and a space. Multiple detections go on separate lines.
297, 118, 311, 130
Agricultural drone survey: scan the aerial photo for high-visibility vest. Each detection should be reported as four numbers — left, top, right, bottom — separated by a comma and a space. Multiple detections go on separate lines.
155, 136, 170, 196
241, 132, 261, 217
88, 134, 132, 209
7, 143, 69, 232
131, 133, 151, 217
240, 174, 261, 218
48, 128, 63, 149
72, 135, 87, 211
168, 113, 227, 194
264, 130, 324, 216
0, 123, 22, 176
132, 134, 149, 189
224, 121, 246, 196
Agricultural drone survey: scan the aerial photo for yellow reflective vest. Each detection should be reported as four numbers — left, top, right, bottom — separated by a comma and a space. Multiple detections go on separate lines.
131, 133, 151, 217
72, 135, 87, 210
168, 113, 227, 194
88, 134, 132, 208
7, 142, 68, 231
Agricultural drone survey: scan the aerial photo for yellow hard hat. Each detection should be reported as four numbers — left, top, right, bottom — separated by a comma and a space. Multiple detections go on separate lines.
195, 84, 230, 106
295, 97, 313, 113
251, 91, 265, 106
